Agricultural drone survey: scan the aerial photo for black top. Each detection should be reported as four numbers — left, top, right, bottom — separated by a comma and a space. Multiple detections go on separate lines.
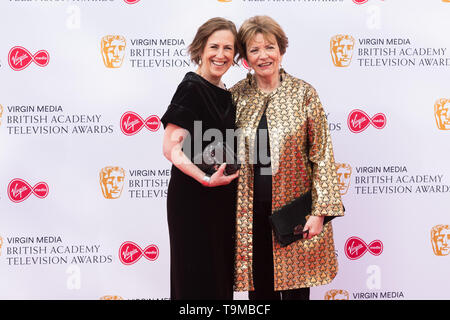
162, 72, 235, 166
162, 73, 233, 135
253, 111, 272, 202
254, 112, 271, 167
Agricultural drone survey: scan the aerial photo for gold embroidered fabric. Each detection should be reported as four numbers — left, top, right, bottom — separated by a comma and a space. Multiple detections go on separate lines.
231, 72, 344, 291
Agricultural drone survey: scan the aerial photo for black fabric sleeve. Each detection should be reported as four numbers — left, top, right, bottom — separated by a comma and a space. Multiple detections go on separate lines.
161, 80, 203, 135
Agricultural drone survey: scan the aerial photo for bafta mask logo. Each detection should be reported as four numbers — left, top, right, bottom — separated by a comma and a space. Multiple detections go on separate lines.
442, 0, 450, 2
101, 35, 126, 68
0, 104, 3, 127
434, 99, 450, 130
324, 289, 350, 300
336, 163, 352, 195
100, 166, 125, 199
330, 35, 355, 67
431, 225, 449, 256
100, 295, 124, 300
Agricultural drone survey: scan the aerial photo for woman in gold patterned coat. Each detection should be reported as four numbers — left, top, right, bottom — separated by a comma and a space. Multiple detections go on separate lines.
231, 16, 344, 300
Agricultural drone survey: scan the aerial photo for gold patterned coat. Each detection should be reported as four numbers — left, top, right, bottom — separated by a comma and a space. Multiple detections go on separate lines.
230, 72, 344, 291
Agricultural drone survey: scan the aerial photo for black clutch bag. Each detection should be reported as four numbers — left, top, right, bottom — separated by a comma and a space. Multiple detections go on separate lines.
192, 140, 240, 176
269, 191, 340, 247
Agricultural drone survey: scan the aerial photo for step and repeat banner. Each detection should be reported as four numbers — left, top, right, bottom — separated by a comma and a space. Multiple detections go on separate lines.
0, 0, 449, 300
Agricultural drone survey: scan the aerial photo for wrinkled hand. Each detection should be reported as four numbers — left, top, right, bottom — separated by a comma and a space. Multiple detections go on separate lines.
208, 163, 239, 187
303, 216, 324, 240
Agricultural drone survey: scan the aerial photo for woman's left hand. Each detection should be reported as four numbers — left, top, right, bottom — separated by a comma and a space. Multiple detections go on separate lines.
208, 163, 239, 187
303, 216, 325, 240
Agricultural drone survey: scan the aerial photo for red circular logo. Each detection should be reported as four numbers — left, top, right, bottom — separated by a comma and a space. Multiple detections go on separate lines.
344, 236, 383, 260
7, 178, 49, 203
242, 59, 250, 70
120, 111, 161, 135
8, 46, 50, 71
347, 109, 386, 133
124, 0, 141, 4
353, 0, 369, 4
119, 241, 159, 265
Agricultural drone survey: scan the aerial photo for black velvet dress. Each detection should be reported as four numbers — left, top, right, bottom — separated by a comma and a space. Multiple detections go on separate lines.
161, 72, 237, 300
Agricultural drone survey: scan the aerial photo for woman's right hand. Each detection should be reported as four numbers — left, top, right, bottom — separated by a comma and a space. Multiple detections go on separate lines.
208, 163, 239, 187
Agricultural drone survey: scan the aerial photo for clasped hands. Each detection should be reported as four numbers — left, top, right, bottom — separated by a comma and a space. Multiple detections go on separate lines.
205, 163, 239, 187
205, 164, 324, 240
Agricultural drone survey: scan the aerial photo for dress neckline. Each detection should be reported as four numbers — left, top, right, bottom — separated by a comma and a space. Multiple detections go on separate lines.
249, 70, 288, 98
186, 71, 230, 94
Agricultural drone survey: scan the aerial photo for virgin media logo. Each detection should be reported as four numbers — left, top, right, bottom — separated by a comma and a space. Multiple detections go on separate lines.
120, 111, 161, 135
353, 0, 384, 4
242, 59, 250, 70
8, 46, 50, 71
347, 109, 386, 133
344, 236, 383, 260
124, 0, 141, 4
7, 178, 49, 203
118, 241, 159, 265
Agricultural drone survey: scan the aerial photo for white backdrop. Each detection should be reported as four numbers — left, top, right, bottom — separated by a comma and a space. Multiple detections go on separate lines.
0, 0, 449, 300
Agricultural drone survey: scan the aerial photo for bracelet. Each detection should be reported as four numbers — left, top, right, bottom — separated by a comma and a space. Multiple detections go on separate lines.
201, 174, 211, 186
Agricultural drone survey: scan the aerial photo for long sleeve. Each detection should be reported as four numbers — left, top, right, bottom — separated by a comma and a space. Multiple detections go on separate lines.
305, 86, 344, 217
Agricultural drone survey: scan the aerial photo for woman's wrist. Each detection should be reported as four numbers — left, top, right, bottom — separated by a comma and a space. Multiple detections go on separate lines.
201, 174, 211, 186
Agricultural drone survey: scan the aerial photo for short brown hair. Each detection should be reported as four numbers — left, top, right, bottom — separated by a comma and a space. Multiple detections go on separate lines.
188, 17, 240, 65
237, 15, 289, 61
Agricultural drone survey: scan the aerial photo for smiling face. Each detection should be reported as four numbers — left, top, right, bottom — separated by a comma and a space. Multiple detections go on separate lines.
246, 32, 283, 83
197, 29, 235, 84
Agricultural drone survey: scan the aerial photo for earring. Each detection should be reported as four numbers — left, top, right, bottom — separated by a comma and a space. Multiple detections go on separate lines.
279, 65, 285, 82
246, 68, 253, 85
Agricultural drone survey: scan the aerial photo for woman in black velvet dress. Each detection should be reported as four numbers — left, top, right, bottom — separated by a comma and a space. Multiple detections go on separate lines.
161, 18, 240, 300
